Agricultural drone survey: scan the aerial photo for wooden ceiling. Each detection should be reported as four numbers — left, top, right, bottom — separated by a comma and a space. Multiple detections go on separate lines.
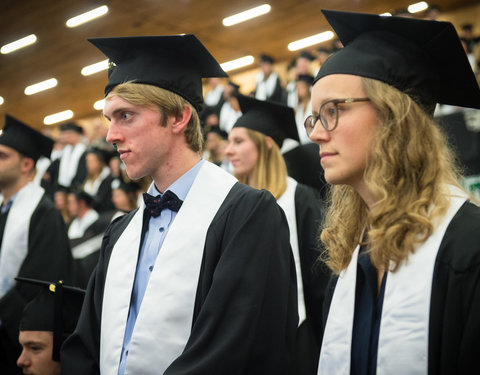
1, 0, 478, 129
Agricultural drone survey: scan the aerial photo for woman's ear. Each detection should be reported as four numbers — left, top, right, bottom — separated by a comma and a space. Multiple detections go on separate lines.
265, 136, 274, 150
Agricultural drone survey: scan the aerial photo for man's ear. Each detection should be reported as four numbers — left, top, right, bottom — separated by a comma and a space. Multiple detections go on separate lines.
171, 105, 193, 134
21, 156, 35, 175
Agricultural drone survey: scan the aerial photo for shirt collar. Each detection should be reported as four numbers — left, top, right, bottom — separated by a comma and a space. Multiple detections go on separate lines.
148, 159, 204, 201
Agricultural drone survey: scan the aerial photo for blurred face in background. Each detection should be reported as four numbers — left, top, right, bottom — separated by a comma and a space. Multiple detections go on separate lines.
17, 330, 60, 375
225, 127, 258, 178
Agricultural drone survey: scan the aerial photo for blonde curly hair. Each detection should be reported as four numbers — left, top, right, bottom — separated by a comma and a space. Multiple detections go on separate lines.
320, 77, 464, 274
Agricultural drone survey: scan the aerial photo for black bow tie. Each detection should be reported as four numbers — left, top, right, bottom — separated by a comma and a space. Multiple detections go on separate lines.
143, 191, 183, 218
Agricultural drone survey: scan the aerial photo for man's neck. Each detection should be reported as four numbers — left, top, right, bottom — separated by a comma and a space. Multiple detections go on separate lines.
152, 149, 201, 193
1, 178, 29, 203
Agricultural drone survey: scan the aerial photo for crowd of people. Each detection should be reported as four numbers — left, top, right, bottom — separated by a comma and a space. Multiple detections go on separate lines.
0, 6, 479, 375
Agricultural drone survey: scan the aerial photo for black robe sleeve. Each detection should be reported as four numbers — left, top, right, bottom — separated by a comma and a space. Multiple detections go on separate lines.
61, 183, 298, 375
429, 201, 480, 375
0, 194, 74, 368
291, 183, 330, 375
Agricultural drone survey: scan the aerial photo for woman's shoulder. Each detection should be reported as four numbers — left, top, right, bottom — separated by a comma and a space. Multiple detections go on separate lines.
437, 201, 480, 272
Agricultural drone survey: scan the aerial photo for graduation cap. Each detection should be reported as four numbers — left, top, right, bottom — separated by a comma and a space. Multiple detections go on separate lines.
233, 95, 299, 147
314, 10, 480, 114
260, 54, 275, 64
297, 74, 315, 85
298, 51, 315, 61
88, 34, 228, 111
0, 115, 53, 162
16, 277, 85, 362
59, 122, 84, 134
111, 178, 140, 194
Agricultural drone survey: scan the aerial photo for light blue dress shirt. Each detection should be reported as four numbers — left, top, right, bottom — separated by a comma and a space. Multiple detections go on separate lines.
118, 160, 204, 375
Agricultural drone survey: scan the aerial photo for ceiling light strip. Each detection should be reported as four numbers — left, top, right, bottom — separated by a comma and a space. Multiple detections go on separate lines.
94, 99, 105, 110
288, 31, 334, 51
81, 59, 109, 76
24, 78, 58, 96
44, 110, 74, 125
223, 4, 271, 27
408, 2, 429, 13
1, 34, 37, 54
220, 55, 255, 72
66, 5, 109, 28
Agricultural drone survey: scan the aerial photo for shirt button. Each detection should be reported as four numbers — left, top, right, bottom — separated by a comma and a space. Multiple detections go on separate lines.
149, 265, 153, 272
159, 227, 165, 232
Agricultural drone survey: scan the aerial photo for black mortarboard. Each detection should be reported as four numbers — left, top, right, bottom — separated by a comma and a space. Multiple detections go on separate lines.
88, 35, 228, 110
297, 74, 315, 85
59, 122, 84, 134
314, 10, 480, 114
86, 146, 112, 165
206, 126, 228, 140
260, 54, 275, 64
111, 178, 140, 194
299, 51, 315, 61
16, 277, 85, 362
0, 115, 53, 162
233, 95, 299, 147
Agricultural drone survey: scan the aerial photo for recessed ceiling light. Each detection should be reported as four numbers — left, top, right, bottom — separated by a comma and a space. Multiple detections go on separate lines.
223, 4, 271, 27
288, 31, 334, 51
408, 2, 429, 13
1, 34, 37, 54
94, 99, 105, 110
220, 55, 255, 72
24, 78, 58, 96
44, 110, 74, 125
0, 96, 4, 105
81, 59, 109, 76
66, 5, 109, 28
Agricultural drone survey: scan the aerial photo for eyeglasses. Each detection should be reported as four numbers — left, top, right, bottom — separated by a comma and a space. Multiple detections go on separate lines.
304, 97, 370, 135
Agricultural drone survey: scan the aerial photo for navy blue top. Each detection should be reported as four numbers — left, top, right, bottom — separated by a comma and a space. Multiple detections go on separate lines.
351, 247, 388, 375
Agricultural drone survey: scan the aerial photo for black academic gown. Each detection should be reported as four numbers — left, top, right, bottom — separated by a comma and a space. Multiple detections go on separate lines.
69, 211, 113, 288
320, 201, 480, 375
291, 183, 330, 375
0, 194, 74, 373
61, 182, 298, 375
90, 174, 115, 213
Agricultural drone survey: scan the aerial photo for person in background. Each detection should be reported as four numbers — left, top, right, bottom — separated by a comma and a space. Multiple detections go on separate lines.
218, 81, 242, 134
66, 190, 110, 287
295, 74, 315, 145
56, 123, 87, 191
0, 115, 73, 374
307, 10, 480, 374
61, 34, 297, 375
16, 278, 84, 375
204, 127, 228, 166
254, 53, 284, 103
110, 179, 140, 220
83, 148, 115, 213
226, 95, 329, 375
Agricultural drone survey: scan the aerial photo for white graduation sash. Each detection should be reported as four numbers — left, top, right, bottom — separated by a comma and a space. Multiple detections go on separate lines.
277, 177, 307, 324
58, 143, 86, 187
0, 183, 44, 297
100, 162, 237, 375
318, 186, 467, 374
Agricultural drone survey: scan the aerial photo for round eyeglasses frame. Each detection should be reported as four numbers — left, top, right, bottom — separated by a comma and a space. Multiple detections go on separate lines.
304, 97, 370, 135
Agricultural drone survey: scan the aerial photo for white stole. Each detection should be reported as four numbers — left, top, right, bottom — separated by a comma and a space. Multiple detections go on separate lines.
0, 183, 44, 297
318, 186, 467, 374
277, 177, 307, 325
100, 162, 237, 375
58, 143, 86, 187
